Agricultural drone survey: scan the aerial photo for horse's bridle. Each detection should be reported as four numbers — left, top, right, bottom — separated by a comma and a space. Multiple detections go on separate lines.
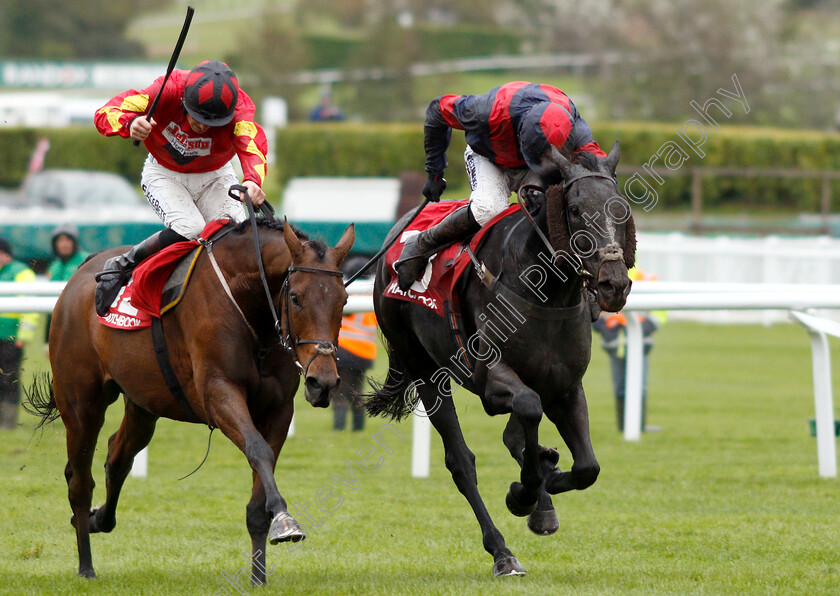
517, 171, 624, 277
277, 264, 344, 375
226, 184, 345, 377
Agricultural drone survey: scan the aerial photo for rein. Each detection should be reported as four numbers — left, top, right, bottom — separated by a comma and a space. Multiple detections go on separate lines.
226, 184, 343, 376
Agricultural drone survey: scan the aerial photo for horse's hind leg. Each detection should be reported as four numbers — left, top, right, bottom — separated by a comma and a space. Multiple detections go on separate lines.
90, 398, 158, 534
543, 383, 600, 495
57, 380, 110, 578
502, 415, 560, 536
414, 376, 525, 577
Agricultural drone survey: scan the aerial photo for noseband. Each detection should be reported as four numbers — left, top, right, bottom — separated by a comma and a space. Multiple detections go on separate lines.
277, 264, 344, 375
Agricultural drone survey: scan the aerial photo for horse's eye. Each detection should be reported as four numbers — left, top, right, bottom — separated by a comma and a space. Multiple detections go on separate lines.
290, 294, 301, 307
569, 205, 581, 217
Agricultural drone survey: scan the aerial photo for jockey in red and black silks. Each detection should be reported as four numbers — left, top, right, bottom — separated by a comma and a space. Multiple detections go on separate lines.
424, 81, 606, 176
395, 81, 607, 292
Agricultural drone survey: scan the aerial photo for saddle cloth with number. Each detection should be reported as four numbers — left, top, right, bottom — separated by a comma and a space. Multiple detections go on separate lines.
96, 220, 230, 329
383, 200, 519, 316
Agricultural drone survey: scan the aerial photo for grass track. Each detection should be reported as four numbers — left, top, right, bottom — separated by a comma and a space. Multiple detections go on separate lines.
2, 321, 840, 595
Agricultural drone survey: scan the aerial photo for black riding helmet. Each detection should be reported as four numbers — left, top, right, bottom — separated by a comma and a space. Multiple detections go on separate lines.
182, 60, 239, 126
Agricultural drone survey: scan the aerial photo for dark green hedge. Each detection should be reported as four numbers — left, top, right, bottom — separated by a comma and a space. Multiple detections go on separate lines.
0, 127, 145, 188
301, 26, 522, 70
3, 122, 840, 212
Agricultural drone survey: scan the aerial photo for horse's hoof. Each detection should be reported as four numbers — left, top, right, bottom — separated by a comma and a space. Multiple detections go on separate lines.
527, 508, 559, 536
88, 507, 116, 534
71, 506, 114, 533
493, 555, 526, 577
78, 568, 97, 579
506, 483, 537, 517
269, 511, 306, 544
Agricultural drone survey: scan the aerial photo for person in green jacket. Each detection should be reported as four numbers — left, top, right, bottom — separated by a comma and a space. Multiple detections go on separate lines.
0, 237, 37, 430
44, 224, 89, 350
47, 224, 89, 283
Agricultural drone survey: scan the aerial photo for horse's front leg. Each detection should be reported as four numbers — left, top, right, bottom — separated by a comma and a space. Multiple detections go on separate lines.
543, 382, 600, 494
502, 415, 560, 536
245, 396, 294, 587
208, 383, 305, 547
484, 360, 544, 519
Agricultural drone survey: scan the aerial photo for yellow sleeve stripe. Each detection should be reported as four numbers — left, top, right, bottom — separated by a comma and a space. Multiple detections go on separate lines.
97, 93, 150, 133
97, 107, 124, 133
234, 120, 258, 138
120, 93, 150, 114
245, 139, 267, 184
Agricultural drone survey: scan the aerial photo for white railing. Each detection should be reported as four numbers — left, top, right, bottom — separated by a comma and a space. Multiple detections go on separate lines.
3, 280, 838, 478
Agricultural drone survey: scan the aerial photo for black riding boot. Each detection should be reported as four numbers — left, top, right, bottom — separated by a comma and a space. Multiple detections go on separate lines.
396, 206, 480, 291
94, 228, 186, 316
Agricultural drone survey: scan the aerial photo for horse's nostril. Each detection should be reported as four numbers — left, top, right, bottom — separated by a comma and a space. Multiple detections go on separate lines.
305, 376, 322, 391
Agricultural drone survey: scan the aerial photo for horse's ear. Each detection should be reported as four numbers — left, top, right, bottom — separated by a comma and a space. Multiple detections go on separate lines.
538, 146, 575, 183
623, 214, 637, 269
329, 223, 355, 265
603, 140, 620, 177
283, 218, 304, 261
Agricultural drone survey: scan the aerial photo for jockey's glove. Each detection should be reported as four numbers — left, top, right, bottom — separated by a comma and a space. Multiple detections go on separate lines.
422, 174, 446, 202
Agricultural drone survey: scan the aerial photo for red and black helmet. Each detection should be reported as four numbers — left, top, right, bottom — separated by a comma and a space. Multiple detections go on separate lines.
182, 60, 239, 126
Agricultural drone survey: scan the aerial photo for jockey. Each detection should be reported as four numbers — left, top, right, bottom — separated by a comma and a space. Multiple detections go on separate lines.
396, 81, 606, 291
92, 59, 268, 316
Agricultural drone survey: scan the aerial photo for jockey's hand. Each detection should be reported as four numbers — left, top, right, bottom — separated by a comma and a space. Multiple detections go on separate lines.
239, 180, 266, 207
422, 174, 446, 203
129, 116, 156, 142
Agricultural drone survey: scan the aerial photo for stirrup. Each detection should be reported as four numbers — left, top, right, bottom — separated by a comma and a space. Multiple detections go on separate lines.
94, 268, 125, 282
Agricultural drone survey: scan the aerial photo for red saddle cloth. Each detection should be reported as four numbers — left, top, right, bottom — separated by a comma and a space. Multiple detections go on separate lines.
383, 201, 520, 316
96, 220, 229, 330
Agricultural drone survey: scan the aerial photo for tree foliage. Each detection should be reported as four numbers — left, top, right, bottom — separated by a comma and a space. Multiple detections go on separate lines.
0, 0, 170, 59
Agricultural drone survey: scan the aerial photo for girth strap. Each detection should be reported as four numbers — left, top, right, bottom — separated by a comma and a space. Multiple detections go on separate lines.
151, 316, 204, 425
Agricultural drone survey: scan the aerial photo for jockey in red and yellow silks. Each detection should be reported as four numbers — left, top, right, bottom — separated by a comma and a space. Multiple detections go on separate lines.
92, 60, 269, 318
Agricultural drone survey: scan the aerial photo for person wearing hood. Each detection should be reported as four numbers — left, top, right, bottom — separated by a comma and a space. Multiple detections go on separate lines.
47, 224, 89, 283
44, 224, 89, 348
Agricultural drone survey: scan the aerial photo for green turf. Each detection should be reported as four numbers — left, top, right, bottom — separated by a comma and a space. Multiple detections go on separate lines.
2, 321, 840, 595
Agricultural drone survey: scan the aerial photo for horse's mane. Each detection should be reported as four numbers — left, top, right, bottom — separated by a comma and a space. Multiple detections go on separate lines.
230, 218, 329, 260
571, 150, 601, 171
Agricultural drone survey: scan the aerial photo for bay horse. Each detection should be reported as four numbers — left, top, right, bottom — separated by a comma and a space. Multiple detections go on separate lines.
27, 216, 355, 582
367, 142, 635, 576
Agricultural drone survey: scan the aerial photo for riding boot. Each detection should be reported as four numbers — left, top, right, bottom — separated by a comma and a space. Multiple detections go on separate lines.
94, 228, 186, 317
396, 206, 480, 291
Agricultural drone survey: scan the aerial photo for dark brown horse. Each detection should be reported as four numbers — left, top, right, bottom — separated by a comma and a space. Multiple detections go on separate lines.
27, 217, 354, 582
368, 142, 634, 576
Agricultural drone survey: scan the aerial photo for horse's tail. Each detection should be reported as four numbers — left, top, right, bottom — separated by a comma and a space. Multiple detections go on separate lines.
22, 372, 60, 430
364, 339, 416, 421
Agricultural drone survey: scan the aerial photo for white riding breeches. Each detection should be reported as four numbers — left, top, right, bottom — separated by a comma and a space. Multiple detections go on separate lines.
464, 146, 542, 226
141, 155, 245, 239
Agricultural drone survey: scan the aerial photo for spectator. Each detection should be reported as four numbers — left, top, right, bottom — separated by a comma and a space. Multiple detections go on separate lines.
333, 256, 376, 432
47, 224, 89, 283
309, 91, 344, 122
45, 224, 89, 346
0, 238, 37, 430
592, 267, 665, 432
